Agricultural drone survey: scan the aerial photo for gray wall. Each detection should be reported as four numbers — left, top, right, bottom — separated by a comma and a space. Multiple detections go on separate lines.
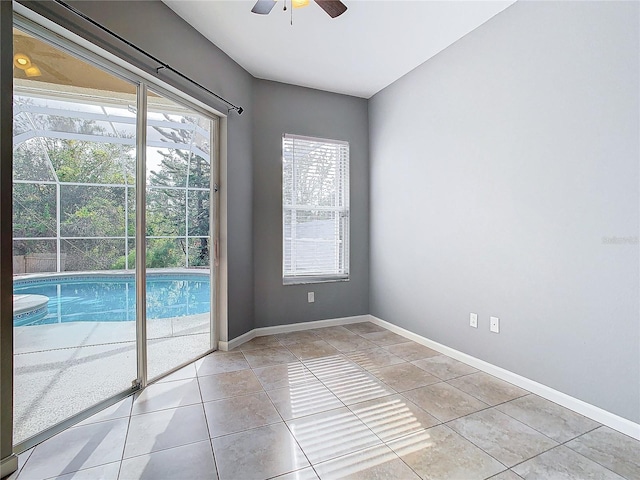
21, 0, 255, 339
369, 0, 639, 422
253, 80, 369, 327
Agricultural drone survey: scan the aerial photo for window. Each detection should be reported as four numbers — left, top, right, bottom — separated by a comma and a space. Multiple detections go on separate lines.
283, 134, 349, 284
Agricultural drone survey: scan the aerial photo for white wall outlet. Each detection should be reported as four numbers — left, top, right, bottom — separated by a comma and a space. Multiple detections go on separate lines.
490, 316, 500, 333
308, 292, 315, 303
469, 313, 478, 328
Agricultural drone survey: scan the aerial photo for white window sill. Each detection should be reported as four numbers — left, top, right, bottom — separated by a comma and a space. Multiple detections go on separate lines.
283, 276, 349, 286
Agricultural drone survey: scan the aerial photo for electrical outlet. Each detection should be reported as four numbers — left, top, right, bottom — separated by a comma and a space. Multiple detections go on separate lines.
308, 292, 314, 303
469, 313, 478, 328
490, 316, 500, 333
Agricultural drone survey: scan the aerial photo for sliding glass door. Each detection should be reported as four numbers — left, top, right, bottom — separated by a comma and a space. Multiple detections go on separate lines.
145, 91, 215, 381
12, 19, 219, 448
12, 26, 139, 445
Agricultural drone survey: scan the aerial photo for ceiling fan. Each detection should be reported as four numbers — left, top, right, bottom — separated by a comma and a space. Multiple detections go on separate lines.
251, 0, 347, 18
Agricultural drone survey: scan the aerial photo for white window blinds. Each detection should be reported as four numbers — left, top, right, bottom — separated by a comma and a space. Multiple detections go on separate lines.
283, 134, 350, 283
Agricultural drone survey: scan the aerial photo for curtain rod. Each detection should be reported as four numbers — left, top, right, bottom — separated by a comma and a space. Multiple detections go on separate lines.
54, 0, 244, 115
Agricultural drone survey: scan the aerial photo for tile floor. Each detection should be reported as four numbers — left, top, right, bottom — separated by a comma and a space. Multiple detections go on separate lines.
8, 322, 640, 480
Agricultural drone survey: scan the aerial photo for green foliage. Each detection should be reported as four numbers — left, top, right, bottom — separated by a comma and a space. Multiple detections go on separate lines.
13, 100, 210, 271
147, 115, 210, 266
111, 239, 185, 270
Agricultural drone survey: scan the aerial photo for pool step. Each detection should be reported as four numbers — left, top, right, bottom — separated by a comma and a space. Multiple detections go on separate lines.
13, 294, 49, 326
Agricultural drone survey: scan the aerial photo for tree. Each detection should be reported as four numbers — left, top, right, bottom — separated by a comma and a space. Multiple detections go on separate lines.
13, 98, 135, 270
13, 96, 211, 272
147, 114, 211, 267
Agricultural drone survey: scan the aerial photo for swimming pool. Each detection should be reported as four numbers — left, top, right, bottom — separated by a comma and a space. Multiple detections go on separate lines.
13, 273, 211, 327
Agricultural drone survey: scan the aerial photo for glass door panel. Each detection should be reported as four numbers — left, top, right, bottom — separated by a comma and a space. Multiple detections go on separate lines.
145, 90, 214, 380
12, 27, 138, 444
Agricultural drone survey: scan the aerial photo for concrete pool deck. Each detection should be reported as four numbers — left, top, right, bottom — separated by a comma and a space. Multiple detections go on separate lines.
13, 313, 211, 444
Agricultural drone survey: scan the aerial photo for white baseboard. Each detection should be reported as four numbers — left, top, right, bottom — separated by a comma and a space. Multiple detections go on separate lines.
255, 314, 372, 337
217, 315, 371, 351
1, 454, 18, 479
368, 314, 640, 440
218, 329, 256, 351
217, 313, 640, 440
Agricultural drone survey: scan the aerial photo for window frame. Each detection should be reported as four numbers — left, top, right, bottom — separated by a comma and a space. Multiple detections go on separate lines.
282, 133, 350, 285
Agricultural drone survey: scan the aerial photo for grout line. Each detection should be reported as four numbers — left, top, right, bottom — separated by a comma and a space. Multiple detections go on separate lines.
10, 447, 34, 480
208, 438, 221, 480
493, 400, 594, 445
504, 444, 563, 473
441, 380, 530, 409
257, 363, 317, 478
444, 408, 564, 472
559, 426, 633, 479
119, 437, 212, 463
438, 422, 509, 471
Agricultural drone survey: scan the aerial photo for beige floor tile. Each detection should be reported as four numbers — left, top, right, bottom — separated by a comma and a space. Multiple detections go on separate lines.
53, 462, 121, 480
18, 418, 128, 480
119, 440, 217, 480
131, 378, 202, 415
448, 408, 558, 467
566, 426, 640, 479
253, 362, 317, 391
321, 369, 396, 405
496, 394, 600, 442
512, 445, 625, 480
383, 341, 441, 362
488, 471, 523, 480
403, 383, 488, 422
287, 407, 382, 464
198, 369, 264, 402
267, 380, 344, 420
324, 335, 377, 353
360, 330, 408, 346
213, 423, 309, 480
286, 340, 340, 361
203, 392, 281, 437
412, 355, 477, 380
345, 347, 405, 371
272, 467, 320, 480
314, 444, 421, 480
277, 330, 322, 345
447, 372, 528, 406
195, 351, 250, 376
349, 394, 440, 442
242, 346, 299, 368
77, 397, 133, 427
19, 330, 637, 480
342, 322, 387, 335
233, 335, 283, 351
303, 355, 364, 381
388, 425, 505, 480
310, 326, 357, 341
372, 362, 440, 392
155, 363, 198, 383
123, 404, 209, 458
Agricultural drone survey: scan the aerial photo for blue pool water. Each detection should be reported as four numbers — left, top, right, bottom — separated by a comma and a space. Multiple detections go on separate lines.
13, 274, 210, 327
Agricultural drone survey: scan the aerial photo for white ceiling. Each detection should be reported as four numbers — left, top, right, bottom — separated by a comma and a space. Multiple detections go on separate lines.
164, 0, 516, 98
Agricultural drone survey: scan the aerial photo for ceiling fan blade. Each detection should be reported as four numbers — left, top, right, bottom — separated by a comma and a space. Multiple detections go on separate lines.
251, 0, 277, 15
314, 0, 347, 18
